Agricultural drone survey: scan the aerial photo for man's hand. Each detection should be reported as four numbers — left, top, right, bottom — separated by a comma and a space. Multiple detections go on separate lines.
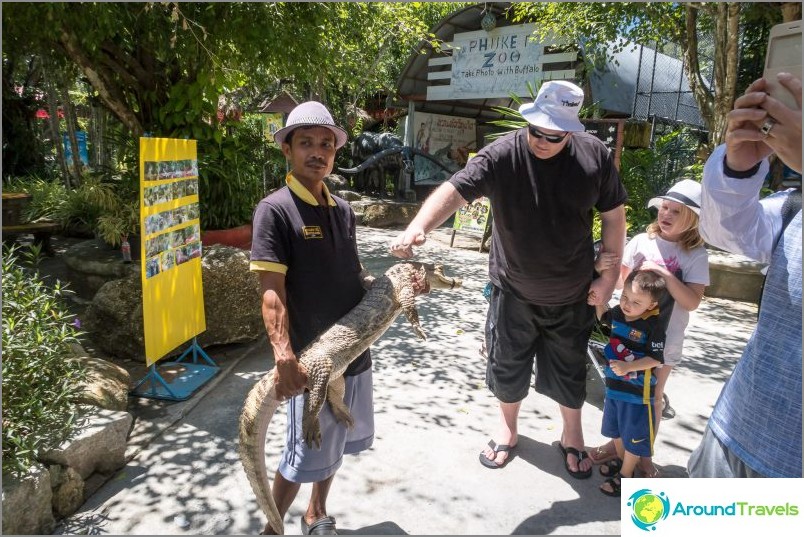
587, 276, 616, 306
761, 73, 803, 174
724, 78, 777, 172
389, 226, 427, 259
273, 357, 308, 400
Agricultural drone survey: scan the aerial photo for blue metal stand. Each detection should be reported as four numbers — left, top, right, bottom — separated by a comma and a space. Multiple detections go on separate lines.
131, 338, 220, 401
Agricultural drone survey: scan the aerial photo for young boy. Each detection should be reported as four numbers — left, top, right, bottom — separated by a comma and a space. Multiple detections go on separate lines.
595, 269, 668, 496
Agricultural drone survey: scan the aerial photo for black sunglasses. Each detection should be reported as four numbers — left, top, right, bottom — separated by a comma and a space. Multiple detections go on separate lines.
528, 125, 568, 143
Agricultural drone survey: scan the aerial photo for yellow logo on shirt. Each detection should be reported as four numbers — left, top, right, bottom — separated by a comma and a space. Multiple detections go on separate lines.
302, 226, 323, 239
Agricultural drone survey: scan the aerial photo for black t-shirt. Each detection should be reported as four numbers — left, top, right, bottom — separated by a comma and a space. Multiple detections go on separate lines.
449, 129, 627, 305
250, 179, 370, 376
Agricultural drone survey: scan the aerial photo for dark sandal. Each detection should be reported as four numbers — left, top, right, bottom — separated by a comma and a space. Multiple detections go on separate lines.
599, 458, 623, 477
557, 442, 593, 479
600, 473, 622, 497
301, 516, 338, 535
479, 439, 517, 469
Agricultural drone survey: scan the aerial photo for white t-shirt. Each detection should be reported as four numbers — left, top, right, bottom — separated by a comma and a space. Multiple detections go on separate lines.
622, 233, 710, 364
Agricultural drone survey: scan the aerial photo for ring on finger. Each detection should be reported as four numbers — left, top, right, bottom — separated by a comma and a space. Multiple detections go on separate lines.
760, 118, 776, 138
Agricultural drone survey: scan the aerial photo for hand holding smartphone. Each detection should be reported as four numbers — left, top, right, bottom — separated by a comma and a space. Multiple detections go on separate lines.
763, 20, 802, 110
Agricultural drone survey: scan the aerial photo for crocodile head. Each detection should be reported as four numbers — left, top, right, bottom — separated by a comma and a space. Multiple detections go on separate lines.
410, 262, 463, 295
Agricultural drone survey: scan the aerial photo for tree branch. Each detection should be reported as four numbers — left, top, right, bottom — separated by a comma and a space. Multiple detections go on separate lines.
58, 26, 143, 136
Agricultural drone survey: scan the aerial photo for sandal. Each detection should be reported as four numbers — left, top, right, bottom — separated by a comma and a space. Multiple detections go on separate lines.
557, 442, 593, 479
600, 473, 622, 497
479, 439, 517, 469
599, 458, 623, 477
301, 516, 338, 535
587, 442, 618, 465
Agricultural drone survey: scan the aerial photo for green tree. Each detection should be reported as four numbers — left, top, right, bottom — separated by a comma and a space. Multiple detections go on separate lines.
511, 1, 801, 149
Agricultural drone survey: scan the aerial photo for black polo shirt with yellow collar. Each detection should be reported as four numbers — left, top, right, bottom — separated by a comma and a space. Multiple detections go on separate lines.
250, 174, 370, 376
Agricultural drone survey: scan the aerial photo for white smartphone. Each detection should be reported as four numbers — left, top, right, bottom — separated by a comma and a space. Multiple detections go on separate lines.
763, 20, 802, 110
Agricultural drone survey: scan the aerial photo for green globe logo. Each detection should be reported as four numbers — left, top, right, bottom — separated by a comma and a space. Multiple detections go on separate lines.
628, 489, 670, 531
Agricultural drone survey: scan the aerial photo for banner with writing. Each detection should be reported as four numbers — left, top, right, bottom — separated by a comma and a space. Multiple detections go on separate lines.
413, 111, 476, 185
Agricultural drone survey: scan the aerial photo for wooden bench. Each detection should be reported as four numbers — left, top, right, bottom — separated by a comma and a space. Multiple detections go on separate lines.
2, 221, 62, 256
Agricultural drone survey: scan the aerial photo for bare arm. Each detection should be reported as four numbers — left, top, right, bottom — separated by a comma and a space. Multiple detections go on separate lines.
258, 271, 307, 399
588, 205, 626, 305
639, 260, 706, 311
609, 356, 661, 377
389, 182, 468, 259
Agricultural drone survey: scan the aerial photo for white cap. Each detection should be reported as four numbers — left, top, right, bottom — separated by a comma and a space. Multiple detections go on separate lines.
518, 80, 585, 133
648, 179, 702, 215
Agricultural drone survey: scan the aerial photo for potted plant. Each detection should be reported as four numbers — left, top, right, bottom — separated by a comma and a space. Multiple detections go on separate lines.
95, 199, 140, 252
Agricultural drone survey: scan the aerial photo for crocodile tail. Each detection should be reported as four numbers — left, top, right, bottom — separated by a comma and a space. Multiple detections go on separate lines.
238, 371, 285, 534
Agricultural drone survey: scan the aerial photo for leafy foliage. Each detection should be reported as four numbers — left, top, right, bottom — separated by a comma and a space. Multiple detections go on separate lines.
3, 175, 68, 222
2, 245, 86, 476
619, 129, 703, 235
53, 175, 122, 237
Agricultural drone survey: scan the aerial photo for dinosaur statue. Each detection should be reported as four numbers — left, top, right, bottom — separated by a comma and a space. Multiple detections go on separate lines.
239, 262, 462, 535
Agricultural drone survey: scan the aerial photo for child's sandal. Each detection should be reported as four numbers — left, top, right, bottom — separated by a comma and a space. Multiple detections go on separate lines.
599, 458, 623, 477
600, 473, 622, 497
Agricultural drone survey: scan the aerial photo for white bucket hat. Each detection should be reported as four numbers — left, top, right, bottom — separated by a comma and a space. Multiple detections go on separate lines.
518, 80, 585, 133
648, 179, 702, 215
274, 101, 348, 149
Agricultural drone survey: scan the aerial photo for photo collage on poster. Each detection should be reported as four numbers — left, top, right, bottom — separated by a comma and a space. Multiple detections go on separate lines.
144, 178, 198, 207
143, 158, 202, 279
144, 159, 198, 181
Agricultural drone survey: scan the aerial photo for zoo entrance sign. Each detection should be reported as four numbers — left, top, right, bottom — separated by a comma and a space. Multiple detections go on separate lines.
428, 23, 578, 101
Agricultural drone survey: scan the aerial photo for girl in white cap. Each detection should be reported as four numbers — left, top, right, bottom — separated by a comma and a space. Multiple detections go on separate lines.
590, 179, 709, 481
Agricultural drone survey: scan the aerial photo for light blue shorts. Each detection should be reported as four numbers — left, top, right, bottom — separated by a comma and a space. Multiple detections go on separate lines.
278, 368, 374, 483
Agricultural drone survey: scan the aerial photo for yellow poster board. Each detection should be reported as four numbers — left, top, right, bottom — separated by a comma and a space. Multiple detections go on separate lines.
140, 138, 205, 366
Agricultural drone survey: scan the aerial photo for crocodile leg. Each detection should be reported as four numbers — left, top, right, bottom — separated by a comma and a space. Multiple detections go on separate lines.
326, 375, 355, 429
302, 358, 333, 449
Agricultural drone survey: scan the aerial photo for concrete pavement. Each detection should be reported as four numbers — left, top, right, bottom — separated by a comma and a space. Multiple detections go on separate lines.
56, 226, 757, 535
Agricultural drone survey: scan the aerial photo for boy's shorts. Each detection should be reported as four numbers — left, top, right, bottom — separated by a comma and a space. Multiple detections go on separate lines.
484, 283, 595, 408
278, 368, 374, 483
601, 397, 655, 457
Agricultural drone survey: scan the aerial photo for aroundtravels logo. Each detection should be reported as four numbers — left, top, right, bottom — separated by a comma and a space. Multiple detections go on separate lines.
626, 487, 801, 532
628, 489, 671, 531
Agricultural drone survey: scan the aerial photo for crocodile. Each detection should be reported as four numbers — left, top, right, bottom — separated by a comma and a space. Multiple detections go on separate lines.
238, 262, 462, 535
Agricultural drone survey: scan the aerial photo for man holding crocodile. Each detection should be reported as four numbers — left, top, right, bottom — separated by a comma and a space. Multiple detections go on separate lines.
390, 81, 627, 479
249, 101, 403, 535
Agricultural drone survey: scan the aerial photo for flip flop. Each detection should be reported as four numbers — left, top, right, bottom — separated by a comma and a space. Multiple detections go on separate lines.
301, 516, 338, 535
557, 442, 593, 479
479, 439, 516, 469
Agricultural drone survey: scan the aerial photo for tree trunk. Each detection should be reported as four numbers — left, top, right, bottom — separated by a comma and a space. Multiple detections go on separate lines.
709, 3, 741, 148
60, 83, 84, 184
683, 3, 742, 151
42, 66, 70, 189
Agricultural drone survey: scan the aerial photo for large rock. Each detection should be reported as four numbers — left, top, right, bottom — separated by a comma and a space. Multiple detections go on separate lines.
50, 465, 85, 518
360, 202, 420, 228
71, 355, 131, 411
82, 245, 262, 360
1, 463, 55, 535
706, 249, 766, 304
38, 406, 133, 480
